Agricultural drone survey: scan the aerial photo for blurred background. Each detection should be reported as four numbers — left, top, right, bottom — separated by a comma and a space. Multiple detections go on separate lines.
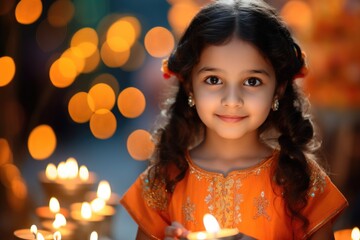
0, 0, 359, 239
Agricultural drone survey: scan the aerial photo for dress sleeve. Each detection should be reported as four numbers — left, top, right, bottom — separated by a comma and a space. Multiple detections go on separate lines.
120, 171, 171, 240
303, 169, 348, 238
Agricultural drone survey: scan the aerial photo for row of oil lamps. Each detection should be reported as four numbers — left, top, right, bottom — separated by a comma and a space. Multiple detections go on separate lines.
14, 157, 119, 240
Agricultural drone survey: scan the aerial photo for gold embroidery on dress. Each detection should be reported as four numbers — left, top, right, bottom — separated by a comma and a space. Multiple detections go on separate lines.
189, 156, 273, 228
308, 167, 326, 198
253, 191, 271, 221
141, 172, 168, 211
183, 197, 196, 223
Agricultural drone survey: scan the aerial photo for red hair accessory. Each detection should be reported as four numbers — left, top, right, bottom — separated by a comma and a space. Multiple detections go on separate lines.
294, 51, 309, 79
161, 58, 175, 79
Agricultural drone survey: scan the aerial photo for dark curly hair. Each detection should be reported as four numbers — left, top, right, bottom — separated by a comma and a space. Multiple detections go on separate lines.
148, 0, 320, 234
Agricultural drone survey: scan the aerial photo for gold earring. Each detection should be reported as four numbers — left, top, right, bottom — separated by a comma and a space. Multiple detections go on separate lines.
188, 95, 195, 107
272, 98, 279, 111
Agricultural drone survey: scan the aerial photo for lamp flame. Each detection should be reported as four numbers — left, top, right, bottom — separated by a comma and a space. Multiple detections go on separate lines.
79, 165, 89, 181
65, 157, 78, 179
90, 231, 98, 240
97, 180, 111, 201
36, 233, 45, 240
352, 227, 360, 240
30, 224, 37, 234
45, 163, 57, 180
203, 214, 220, 234
49, 197, 60, 213
91, 198, 106, 212
53, 231, 61, 240
52, 213, 66, 229
81, 202, 92, 219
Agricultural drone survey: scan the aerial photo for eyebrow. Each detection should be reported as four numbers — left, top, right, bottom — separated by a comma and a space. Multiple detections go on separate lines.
197, 66, 271, 77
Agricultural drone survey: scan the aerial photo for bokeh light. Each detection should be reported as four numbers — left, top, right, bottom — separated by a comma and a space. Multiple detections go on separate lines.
91, 73, 120, 96
89, 109, 117, 140
100, 41, 130, 68
0, 139, 13, 166
68, 92, 95, 123
88, 83, 116, 111
0, 56, 16, 87
107, 19, 137, 52
70, 27, 99, 59
280, 0, 313, 35
81, 49, 100, 73
28, 124, 57, 160
49, 57, 78, 88
47, 0, 75, 27
117, 87, 146, 118
168, 1, 200, 36
15, 0, 43, 25
144, 26, 175, 58
121, 42, 146, 72
126, 129, 154, 161
61, 47, 86, 74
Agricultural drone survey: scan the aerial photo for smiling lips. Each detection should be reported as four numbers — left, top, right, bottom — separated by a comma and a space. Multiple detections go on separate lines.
216, 114, 246, 123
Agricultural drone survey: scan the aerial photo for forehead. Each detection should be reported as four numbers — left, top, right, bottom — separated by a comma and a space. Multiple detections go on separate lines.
196, 38, 273, 72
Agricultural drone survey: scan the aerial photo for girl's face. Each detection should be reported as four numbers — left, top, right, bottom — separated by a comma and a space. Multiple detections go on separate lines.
191, 38, 276, 140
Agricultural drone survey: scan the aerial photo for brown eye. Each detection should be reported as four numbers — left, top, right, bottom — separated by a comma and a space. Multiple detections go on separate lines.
205, 76, 222, 85
244, 77, 261, 86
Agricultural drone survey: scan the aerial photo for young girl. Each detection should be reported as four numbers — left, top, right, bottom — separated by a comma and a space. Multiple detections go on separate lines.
121, 0, 348, 239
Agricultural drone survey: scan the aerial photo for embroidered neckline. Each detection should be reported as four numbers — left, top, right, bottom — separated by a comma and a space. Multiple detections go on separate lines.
186, 150, 277, 179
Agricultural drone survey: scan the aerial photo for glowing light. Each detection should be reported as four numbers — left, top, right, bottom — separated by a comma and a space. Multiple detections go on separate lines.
52, 213, 66, 229
91, 198, 106, 212
65, 157, 78, 179
30, 225, 37, 235
68, 92, 95, 123
0, 138, 12, 166
49, 57, 77, 88
37, 233, 45, 240
49, 197, 60, 213
27, 125, 57, 160
203, 214, 220, 233
97, 180, 111, 201
92, 73, 120, 96
80, 202, 92, 219
280, 1, 312, 32
53, 231, 62, 240
90, 231, 98, 240
61, 47, 86, 74
79, 165, 89, 181
0, 56, 16, 87
82, 49, 100, 73
107, 19, 136, 51
57, 162, 68, 179
71, 28, 98, 58
88, 83, 116, 111
45, 163, 57, 180
144, 27, 175, 58
15, 0, 42, 25
168, 2, 200, 36
100, 41, 130, 68
352, 227, 360, 240
117, 87, 146, 118
89, 109, 117, 140
126, 129, 155, 161
121, 42, 146, 71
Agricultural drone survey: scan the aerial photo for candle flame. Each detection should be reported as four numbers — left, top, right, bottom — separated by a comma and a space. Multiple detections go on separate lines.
45, 163, 57, 180
79, 165, 89, 181
53, 213, 67, 229
90, 231, 98, 240
195, 232, 207, 239
30, 224, 38, 234
49, 197, 60, 213
352, 227, 360, 240
57, 161, 68, 179
91, 198, 106, 212
203, 214, 220, 233
53, 231, 62, 240
37, 233, 45, 240
97, 180, 111, 201
65, 157, 79, 179
81, 202, 92, 219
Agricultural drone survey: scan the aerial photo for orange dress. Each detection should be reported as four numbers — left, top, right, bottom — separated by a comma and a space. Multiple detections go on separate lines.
120, 151, 348, 239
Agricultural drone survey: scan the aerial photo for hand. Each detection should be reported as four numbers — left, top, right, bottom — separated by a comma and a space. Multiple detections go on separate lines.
164, 221, 189, 240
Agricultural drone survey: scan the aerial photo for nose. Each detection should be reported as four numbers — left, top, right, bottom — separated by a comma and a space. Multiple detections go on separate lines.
221, 85, 243, 107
